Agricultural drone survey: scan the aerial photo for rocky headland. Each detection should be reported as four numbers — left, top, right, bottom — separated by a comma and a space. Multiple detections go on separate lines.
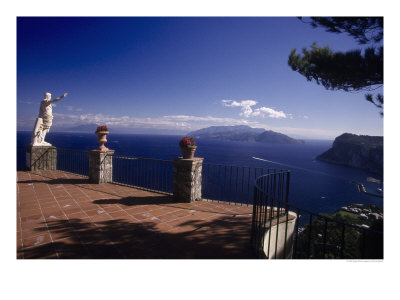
316, 133, 383, 174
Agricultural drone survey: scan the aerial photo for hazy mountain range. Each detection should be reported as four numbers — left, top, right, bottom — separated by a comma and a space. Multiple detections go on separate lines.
188, 125, 304, 144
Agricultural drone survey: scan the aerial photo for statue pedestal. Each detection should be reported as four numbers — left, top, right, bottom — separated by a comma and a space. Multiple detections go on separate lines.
173, 157, 204, 202
89, 149, 115, 184
27, 145, 57, 171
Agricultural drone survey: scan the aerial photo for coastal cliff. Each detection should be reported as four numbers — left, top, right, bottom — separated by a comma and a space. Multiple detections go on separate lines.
316, 133, 383, 174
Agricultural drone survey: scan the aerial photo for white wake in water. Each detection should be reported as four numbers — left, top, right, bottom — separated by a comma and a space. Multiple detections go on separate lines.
252, 156, 374, 199
252, 156, 343, 179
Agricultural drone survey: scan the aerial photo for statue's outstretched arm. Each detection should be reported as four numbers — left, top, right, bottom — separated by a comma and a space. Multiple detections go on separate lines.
50, 93, 68, 104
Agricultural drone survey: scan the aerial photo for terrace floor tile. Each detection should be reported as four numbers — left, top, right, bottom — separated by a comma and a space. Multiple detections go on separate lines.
17, 170, 256, 259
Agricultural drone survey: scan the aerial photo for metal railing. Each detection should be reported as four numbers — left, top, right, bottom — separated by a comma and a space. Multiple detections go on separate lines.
202, 163, 273, 205
57, 148, 89, 176
112, 154, 174, 194
251, 172, 383, 259
251, 170, 291, 258
290, 205, 383, 259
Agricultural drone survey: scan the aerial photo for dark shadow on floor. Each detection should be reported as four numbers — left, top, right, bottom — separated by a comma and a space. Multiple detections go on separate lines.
19, 215, 256, 259
93, 196, 176, 206
93, 197, 252, 217
17, 178, 89, 185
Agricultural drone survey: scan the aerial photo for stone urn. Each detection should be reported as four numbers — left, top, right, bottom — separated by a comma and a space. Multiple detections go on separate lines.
96, 130, 110, 151
180, 145, 197, 159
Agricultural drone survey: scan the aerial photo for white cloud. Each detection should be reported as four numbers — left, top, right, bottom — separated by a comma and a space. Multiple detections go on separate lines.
43, 112, 262, 132
252, 107, 287, 119
50, 113, 195, 130
163, 114, 250, 124
222, 99, 258, 117
222, 99, 287, 119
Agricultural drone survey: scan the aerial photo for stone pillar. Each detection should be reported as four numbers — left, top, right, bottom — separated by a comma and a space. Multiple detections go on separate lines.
173, 157, 203, 203
89, 149, 115, 184
27, 145, 57, 171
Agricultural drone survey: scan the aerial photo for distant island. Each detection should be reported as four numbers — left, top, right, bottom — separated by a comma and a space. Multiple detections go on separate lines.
188, 125, 304, 144
316, 133, 383, 174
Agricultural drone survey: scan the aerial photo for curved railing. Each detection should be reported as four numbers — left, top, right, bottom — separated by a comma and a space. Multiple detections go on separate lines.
251, 172, 383, 259
251, 170, 292, 258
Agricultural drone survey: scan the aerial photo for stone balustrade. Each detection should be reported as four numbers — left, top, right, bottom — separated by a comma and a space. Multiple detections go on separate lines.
25, 145, 206, 203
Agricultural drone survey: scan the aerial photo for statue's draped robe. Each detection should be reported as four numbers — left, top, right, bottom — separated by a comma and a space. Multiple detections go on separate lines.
31, 100, 53, 145
38, 100, 53, 131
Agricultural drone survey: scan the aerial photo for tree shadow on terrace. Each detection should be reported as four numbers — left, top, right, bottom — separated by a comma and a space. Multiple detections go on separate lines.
19, 214, 256, 259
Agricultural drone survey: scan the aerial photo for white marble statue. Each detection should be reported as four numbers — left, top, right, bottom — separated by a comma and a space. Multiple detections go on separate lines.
31, 92, 68, 146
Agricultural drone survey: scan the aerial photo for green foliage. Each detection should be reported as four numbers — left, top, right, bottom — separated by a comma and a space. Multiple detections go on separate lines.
296, 217, 361, 259
303, 17, 383, 45
289, 17, 383, 115
365, 94, 383, 116
288, 44, 383, 92
296, 207, 383, 259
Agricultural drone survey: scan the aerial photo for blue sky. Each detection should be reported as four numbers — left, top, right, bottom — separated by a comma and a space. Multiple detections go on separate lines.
17, 17, 383, 139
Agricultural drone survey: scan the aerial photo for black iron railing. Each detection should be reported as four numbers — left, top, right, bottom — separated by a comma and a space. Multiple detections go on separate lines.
251, 170, 291, 258
57, 148, 89, 176
202, 163, 272, 206
251, 172, 383, 259
290, 205, 383, 259
112, 154, 174, 194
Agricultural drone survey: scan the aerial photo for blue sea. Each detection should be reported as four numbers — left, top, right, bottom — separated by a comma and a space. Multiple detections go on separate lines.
17, 131, 383, 215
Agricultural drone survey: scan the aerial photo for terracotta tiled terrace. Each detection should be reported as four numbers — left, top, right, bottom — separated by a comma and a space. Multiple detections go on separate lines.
17, 170, 256, 259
